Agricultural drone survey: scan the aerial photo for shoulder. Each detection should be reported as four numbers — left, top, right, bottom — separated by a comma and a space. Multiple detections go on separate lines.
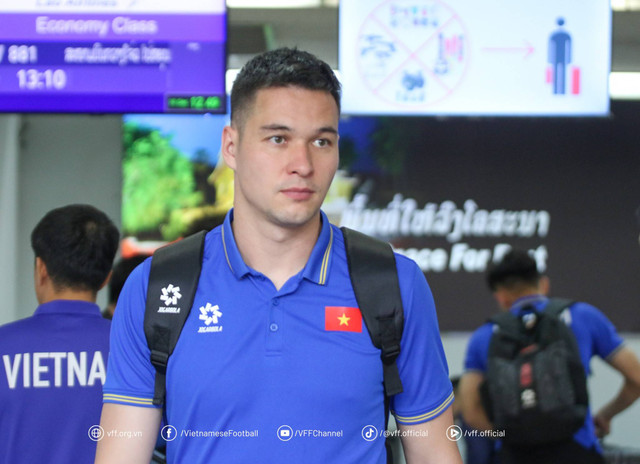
567, 301, 616, 329
0, 316, 36, 342
393, 250, 422, 276
569, 300, 606, 316
91, 315, 113, 331
463, 322, 494, 371
468, 322, 494, 349
332, 226, 421, 285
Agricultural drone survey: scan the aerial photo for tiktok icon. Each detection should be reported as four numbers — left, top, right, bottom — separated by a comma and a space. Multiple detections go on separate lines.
361, 425, 378, 442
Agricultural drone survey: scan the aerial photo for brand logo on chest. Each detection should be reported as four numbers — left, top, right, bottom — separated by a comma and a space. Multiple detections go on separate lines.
198, 302, 223, 333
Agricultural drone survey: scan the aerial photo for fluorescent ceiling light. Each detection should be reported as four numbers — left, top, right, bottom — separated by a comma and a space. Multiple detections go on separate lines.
610, 72, 640, 99
611, 0, 640, 10
227, 0, 321, 7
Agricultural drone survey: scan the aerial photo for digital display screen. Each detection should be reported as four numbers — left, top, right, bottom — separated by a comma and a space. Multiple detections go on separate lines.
339, 0, 611, 116
0, 0, 226, 113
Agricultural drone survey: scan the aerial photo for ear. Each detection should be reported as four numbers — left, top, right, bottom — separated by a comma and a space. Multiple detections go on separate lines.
33, 257, 50, 304
493, 289, 510, 311
538, 276, 550, 296
221, 125, 238, 171
35, 257, 49, 286
99, 270, 113, 291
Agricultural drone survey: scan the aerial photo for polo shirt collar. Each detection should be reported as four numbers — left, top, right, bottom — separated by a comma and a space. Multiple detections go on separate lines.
221, 209, 334, 285
302, 210, 334, 285
510, 294, 548, 313
34, 299, 102, 317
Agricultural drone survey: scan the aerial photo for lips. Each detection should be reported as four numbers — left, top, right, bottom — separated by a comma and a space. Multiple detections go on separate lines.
281, 187, 314, 200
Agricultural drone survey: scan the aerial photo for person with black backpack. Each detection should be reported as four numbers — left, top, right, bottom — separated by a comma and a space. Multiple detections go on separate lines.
96, 48, 461, 464
458, 249, 640, 464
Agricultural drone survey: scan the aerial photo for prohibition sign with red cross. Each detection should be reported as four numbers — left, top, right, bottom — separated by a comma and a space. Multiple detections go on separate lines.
355, 0, 470, 109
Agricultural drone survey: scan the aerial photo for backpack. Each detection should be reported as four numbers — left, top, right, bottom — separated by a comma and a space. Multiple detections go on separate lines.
143, 227, 405, 461
480, 298, 589, 446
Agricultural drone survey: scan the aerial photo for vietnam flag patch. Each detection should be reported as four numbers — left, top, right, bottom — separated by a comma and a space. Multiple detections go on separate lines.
325, 306, 362, 333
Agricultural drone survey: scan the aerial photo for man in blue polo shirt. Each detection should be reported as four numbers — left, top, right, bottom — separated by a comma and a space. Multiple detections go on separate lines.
0, 204, 119, 464
96, 48, 462, 463
458, 249, 640, 464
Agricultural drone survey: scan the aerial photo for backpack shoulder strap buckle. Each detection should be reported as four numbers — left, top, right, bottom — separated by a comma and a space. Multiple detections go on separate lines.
149, 350, 169, 373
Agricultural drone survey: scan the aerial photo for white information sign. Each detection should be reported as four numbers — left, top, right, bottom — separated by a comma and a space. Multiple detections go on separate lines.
339, 0, 611, 116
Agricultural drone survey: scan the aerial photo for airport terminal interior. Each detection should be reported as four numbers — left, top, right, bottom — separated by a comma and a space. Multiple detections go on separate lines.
1, 1, 639, 462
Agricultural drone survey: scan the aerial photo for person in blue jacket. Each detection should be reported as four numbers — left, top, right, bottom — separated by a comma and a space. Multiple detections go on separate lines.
0, 204, 119, 464
458, 249, 640, 464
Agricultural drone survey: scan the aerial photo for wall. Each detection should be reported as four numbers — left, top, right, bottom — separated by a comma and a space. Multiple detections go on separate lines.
8, 114, 122, 323
0, 115, 20, 324
335, 101, 640, 333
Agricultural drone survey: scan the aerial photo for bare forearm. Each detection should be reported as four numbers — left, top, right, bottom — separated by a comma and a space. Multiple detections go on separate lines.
94, 403, 162, 464
400, 407, 463, 464
462, 408, 494, 433
599, 347, 640, 421
458, 372, 493, 432
598, 380, 640, 421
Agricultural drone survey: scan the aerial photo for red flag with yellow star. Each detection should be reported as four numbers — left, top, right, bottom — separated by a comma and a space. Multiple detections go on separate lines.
325, 306, 362, 332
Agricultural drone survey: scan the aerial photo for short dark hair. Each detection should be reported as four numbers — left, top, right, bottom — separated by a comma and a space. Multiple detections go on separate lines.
31, 204, 120, 293
230, 47, 341, 129
108, 255, 148, 304
486, 249, 541, 292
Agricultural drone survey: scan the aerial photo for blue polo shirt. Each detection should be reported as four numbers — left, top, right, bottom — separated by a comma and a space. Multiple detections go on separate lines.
464, 295, 624, 453
0, 300, 110, 464
104, 210, 454, 463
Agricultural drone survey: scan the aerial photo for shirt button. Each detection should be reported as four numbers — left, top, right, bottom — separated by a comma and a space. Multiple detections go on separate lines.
272, 298, 279, 306
270, 323, 279, 332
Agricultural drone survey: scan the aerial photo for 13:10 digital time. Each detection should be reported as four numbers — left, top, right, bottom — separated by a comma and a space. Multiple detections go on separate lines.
16, 69, 67, 90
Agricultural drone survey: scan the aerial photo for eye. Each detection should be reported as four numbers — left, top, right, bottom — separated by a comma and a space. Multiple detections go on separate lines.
269, 135, 286, 145
313, 138, 331, 148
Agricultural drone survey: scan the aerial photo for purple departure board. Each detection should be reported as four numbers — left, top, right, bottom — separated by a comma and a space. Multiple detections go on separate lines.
0, 1, 226, 113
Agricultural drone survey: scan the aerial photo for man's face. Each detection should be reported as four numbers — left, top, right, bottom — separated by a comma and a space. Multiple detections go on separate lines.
222, 86, 339, 230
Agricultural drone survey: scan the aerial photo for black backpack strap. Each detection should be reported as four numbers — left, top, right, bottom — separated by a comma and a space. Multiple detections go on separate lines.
487, 311, 528, 358
341, 227, 404, 397
490, 311, 523, 336
488, 298, 576, 356
543, 297, 575, 318
143, 230, 206, 406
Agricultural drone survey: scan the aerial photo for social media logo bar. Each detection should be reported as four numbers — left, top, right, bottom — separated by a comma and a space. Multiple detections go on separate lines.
162, 425, 178, 441
447, 425, 462, 441
361, 425, 378, 442
88, 425, 104, 442
277, 425, 293, 442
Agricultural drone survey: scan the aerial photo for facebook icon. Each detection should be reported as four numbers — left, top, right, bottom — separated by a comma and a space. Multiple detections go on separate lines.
162, 425, 177, 442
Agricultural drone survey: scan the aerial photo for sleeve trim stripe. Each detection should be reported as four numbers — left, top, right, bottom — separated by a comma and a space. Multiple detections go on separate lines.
103, 393, 155, 406
604, 343, 625, 362
394, 391, 455, 424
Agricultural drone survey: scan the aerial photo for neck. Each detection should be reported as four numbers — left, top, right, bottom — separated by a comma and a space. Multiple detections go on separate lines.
38, 287, 97, 305
231, 211, 321, 290
498, 288, 543, 311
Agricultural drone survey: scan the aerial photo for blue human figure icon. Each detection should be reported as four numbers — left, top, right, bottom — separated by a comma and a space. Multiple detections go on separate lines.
548, 17, 572, 94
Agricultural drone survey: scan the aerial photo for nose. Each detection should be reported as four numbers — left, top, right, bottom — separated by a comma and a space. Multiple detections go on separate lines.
286, 141, 313, 177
